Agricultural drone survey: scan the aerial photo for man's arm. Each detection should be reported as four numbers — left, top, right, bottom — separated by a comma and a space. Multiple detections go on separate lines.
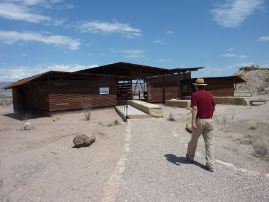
192, 106, 198, 129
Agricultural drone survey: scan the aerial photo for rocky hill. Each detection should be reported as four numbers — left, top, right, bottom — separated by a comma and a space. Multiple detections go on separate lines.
233, 66, 269, 95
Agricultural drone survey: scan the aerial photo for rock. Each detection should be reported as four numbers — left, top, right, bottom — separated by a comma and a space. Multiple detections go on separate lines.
73, 134, 96, 148
23, 122, 33, 130
185, 123, 192, 133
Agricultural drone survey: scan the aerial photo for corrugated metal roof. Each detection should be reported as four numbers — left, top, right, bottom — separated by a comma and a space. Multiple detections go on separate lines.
3, 71, 49, 89
3, 71, 129, 89
76, 62, 203, 74
191, 76, 245, 83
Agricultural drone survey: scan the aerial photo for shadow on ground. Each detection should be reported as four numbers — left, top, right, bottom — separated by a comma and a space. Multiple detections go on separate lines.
3, 113, 43, 121
164, 154, 208, 171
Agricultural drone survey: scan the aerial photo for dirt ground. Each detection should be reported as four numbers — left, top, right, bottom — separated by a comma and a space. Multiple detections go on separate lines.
0, 106, 127, 202
0, 97, 269, 201
162, 95, 269, 174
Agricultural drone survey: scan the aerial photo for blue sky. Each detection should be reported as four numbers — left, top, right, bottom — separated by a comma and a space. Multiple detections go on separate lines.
0, 0, 268, 82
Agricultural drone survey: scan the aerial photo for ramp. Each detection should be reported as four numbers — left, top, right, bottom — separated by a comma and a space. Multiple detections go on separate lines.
115, 105, 154, 120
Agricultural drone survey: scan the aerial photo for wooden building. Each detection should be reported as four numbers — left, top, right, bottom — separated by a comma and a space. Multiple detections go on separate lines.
3, 62, 244, 115
76, 62, 202, 103
4, 71, 127, 115
189, 76, 245, 97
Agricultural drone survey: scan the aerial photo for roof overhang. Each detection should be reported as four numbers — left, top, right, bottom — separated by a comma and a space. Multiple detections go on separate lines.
3, 71, 129, 89
76, 62, 203, 79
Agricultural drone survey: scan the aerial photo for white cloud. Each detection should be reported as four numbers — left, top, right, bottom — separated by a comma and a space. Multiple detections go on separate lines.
0, 30, 80, 50
154, 40, 166, 45
226, 48, 235, 51
0, 0, 71, 24
46, 64, 98, 72
0, 64, 98, 81
110, 49, 144, 58
223, 53, 236, 57
239, 55, 248, 58
258, 35, 269, 41
211, 0, 264, 27
166, 30, 174, 35
0, 2, 51, 23
78, 20, 142, 38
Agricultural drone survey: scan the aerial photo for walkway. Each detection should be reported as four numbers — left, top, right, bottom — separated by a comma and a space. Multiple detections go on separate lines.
105, 118, 269, 202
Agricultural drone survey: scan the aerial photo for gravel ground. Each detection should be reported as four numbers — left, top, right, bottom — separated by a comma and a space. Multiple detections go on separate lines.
115, 119, 269, 202
0, 106, 126, 202
1, 103, 268, 201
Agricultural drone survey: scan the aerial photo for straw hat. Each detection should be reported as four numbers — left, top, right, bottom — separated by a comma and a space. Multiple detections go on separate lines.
192, 78, 207, 86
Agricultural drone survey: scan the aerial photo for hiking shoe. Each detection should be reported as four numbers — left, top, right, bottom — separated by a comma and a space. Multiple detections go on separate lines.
186, 154, 194, 163
207, 166, 216, 172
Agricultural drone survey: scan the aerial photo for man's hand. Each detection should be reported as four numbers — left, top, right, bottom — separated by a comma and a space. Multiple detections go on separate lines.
192, 121, 197, 129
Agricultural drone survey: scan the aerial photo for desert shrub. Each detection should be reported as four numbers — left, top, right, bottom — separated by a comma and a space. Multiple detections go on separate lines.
0, 98, 12, 107
249, 126, 256, 130
82, 97, 92, 121
107, 120, 121, 127
249, 122, 269, 161
114, 120, 120, 125
167, 113, 175, 121
21, 113, 34, 131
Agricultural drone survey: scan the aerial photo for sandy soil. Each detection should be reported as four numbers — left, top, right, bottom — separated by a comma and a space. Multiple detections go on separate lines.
162, 95, 269, 174
0, 106, 127, 202
0, 97, 269, 201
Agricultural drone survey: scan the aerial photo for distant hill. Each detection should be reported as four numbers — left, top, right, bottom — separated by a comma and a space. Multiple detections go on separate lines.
0, 82, 12, 93
233, 66, 269, 95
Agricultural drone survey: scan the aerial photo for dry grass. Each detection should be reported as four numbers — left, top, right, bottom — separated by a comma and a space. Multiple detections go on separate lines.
0, 98, 12, 107
107, 119, 121, 127
249, 122, 269, 161
82, 97, 92, 121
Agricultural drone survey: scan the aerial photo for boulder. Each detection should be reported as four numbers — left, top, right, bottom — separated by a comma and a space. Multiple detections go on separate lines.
73, 134, 96, 148
23, 121, 33, 130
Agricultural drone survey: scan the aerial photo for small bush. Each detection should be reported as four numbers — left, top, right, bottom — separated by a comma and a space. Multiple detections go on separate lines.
249, 126, 256, 130
82, 97, 92, 121
167, 113, 175, 121
250, 122, 269, 161
107, 120, 121, 127
21, 121, 34, 131
114, 120, 120, 125
0, 98, 12, 107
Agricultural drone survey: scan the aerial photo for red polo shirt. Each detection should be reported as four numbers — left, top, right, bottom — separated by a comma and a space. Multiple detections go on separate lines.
191, 90, 216, 119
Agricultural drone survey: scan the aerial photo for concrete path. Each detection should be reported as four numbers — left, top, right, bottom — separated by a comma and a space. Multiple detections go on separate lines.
107, 119, 268, 202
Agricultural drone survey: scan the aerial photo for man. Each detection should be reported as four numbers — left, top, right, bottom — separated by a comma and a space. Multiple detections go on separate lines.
186, 78, 216, 172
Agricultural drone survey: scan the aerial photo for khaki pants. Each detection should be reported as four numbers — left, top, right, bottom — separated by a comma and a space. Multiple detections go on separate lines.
186, 119, 215, 169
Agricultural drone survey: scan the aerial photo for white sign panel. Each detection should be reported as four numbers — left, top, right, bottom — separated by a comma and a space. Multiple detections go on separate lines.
100, 87, 109, 94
